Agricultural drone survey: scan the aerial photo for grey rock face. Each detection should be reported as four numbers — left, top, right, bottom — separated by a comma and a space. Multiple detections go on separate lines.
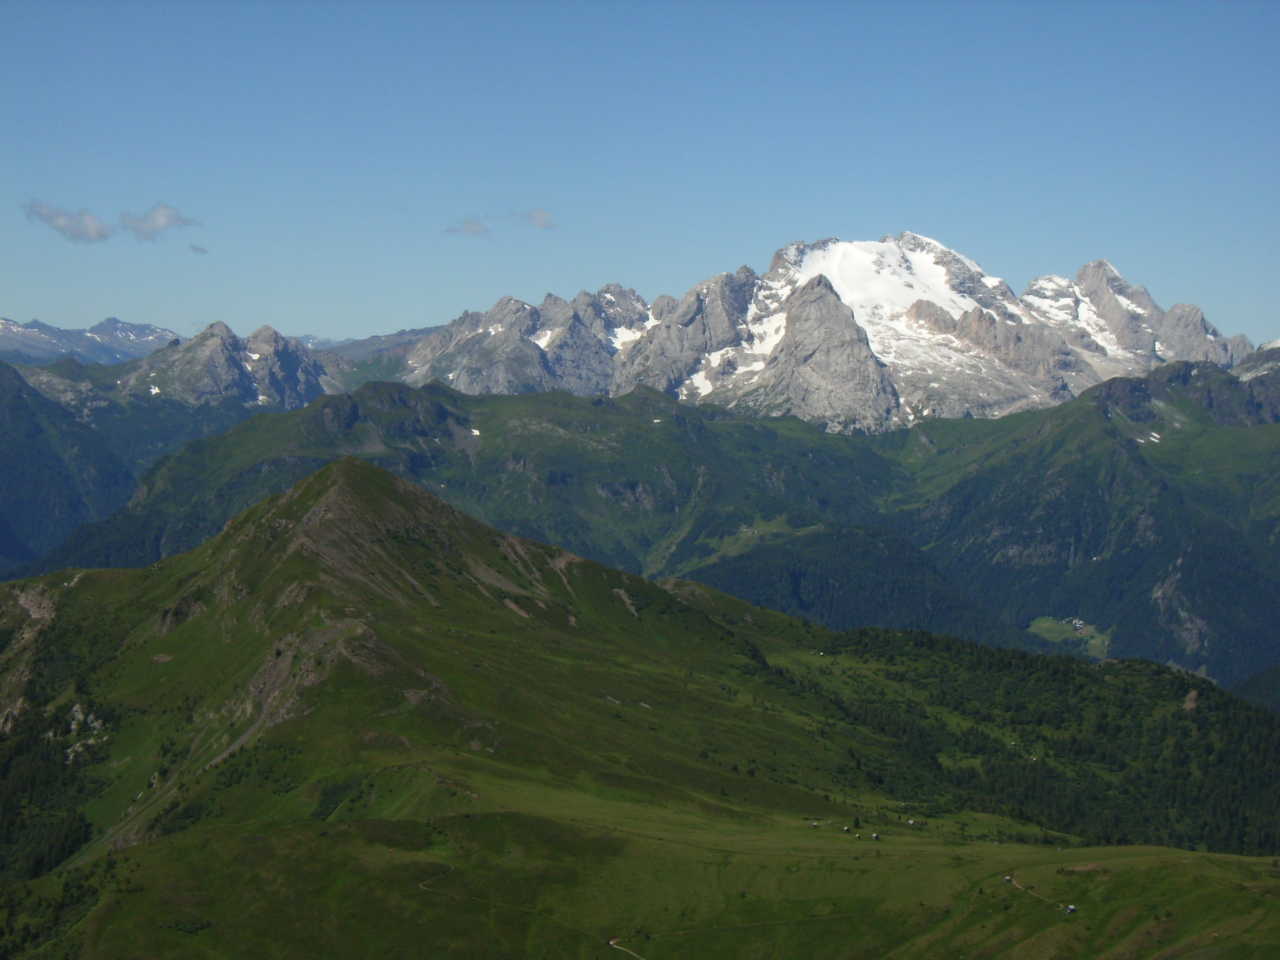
241, 325, 335, 408
902, 302, 1080, 419
543, 313, 615, 395
1159, 305, 1251, 366
1235, 346, 1280, 382
613, 267, 759, 396
116, 322, 330, 408
1073, 260, 1162, 355
406, 298, 581, 395
1020, 262, 1251, 374
729, 276, 900, 432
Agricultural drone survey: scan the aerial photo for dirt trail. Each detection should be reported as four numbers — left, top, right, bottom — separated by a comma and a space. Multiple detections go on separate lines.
1007, 873, 1073, 913
608, 940, 648, 960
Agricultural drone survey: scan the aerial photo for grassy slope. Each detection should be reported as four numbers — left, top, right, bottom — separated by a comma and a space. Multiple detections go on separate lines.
59, 818, 1280, 960
3, 461, 1279, 957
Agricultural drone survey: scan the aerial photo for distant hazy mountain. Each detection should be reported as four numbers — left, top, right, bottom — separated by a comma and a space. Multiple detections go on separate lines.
0, 316, 180, 365
329, 232, 1254, 433
21, 320, 336, 412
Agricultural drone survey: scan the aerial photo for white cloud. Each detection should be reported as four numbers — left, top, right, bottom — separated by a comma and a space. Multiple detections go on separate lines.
121, 202, 198, 240
23, 200, 114, 243
524, 208, 555, 230
446, 208, 556, 237
446, 218, 491, 237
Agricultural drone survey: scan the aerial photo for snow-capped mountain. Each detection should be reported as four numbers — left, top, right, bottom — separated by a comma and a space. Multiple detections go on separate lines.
15, 234, 1251, 434
0, 316, 180, 364
393, 232, 1253, 432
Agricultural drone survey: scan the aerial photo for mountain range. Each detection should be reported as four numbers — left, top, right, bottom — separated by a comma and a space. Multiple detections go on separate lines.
8, 232, 1255, 439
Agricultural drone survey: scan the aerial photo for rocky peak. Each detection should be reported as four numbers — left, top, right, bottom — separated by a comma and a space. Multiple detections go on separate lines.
89, 317, 129, 335
246, 325, 286, 347
96, 321, 330, 409
197, 321, 238, 342
1023, 274, 1074, 299
767, 237, 839, 275
85, 317, 180, 345
1076, 260, 1160, 316
789, 272, 840, 305
722, 272, 900, 433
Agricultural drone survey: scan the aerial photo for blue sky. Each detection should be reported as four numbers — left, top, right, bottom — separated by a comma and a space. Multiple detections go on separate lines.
3, 0, 1277, 344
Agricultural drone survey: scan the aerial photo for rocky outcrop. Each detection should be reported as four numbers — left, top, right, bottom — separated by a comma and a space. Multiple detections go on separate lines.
727, 275, 900, 432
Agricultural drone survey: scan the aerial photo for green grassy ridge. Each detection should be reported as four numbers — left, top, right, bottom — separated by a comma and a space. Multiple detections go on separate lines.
0, 463, 1269, 829
4, 459, 1280, 955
